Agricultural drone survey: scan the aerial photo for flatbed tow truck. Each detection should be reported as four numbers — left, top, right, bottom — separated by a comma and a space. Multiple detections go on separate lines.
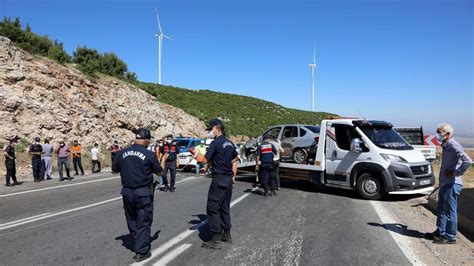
238, 118, 435, 200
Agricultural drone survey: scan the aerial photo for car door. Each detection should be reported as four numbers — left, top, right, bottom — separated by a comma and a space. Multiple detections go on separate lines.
281, 126, 298, 158
325, 124, 365, 186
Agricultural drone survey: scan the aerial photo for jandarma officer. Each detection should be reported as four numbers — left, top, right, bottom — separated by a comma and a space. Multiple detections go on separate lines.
112, 128, 163, 262
201, 118, 238, 249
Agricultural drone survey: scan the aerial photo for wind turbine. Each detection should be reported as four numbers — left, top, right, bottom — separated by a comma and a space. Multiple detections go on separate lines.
155, 8, 172, 85
308, 43, 317, 112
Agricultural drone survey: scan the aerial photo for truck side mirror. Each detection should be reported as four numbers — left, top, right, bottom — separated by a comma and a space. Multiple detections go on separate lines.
351, 138, 363, 153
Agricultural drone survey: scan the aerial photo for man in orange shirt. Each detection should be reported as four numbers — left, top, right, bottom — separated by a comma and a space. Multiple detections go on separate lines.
71, 140, 84, 176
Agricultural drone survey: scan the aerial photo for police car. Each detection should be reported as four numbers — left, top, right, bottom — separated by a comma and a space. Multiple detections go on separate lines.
174, 137, 208, 167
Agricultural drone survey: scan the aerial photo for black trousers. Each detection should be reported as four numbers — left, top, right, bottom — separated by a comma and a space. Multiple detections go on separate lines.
32, 157, 42, 181
273, 161, 280, 188
162, 162, 177, 187
73, 157, 84, 175
92, 160, 101, 173
260, 163, 276, 191
206, 174, 233, 234
5, 160, 17, 184
121, 186, 154, 255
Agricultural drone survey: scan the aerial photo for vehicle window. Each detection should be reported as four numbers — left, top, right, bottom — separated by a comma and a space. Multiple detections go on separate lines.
264, 127, 281, 139
361, 126, 413, 150
305, 126, 321, 133
393, 129, 424, 145
300, 128, 307, 137
282, 126, 298, 138
174, 140, 190, 150
334, 125, 361, 151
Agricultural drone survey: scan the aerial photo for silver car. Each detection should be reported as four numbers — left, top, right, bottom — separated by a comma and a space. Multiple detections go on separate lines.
259, 124, 321, 163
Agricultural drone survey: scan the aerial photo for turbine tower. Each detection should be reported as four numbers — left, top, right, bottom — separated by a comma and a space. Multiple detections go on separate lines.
308, 43, 317, 112
155, 8, 172, 84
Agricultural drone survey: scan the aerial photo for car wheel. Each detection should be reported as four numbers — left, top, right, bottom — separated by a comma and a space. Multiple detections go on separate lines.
356, 172, 385, 200
293, 149, 308, 164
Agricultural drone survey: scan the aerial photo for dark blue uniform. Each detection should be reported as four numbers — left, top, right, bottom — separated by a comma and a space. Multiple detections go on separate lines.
4, 144, 18, 185
112, 144, 162, 255
29, 143, 42, 182
160, 143, 180, 188
205, 135, 238, 235
256, 141, 277, 193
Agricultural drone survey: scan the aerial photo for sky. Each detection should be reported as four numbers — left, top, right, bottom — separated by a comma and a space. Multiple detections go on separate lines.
1, 0, 473, 135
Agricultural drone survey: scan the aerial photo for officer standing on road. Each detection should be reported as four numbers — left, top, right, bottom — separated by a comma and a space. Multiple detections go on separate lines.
159, 134, 180, 192
112, 128, 162, 262
29, 137, 43, 182
255, 134, 277, 197
3, 136, 22, 187
201, 118, 238, 250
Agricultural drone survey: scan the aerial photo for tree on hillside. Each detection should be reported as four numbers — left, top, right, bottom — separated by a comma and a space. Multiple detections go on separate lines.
73, 46, 101, 76
100, 52, 128, 77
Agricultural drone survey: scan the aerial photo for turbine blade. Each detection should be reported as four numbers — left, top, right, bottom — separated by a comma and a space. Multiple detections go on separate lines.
155, 8, 163, 34
163, 34, 172, 40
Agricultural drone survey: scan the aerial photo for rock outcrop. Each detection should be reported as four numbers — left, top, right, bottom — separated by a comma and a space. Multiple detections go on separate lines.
0, 36, 206, 148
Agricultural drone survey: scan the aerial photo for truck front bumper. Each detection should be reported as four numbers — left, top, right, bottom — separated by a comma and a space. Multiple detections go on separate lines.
384, 162, 435, 193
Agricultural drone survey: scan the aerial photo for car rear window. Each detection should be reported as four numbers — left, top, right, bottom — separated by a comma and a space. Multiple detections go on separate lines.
306, 126, 320, 133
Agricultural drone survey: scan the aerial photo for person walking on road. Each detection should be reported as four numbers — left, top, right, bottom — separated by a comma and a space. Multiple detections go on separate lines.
29, 137, 43, 182
428, 123, 472, 244
256, 134, 277, 197
71, 140, 85, 176
91, 143, 101, 173
3, 136, 22, 187
112, 128, 162, 262
40, 138, 54, 180
159, 134, 180, 192
201, 118, 238, 249
56, 140, 72, 181
194, 140, 207, 177
267, 136, 284, 190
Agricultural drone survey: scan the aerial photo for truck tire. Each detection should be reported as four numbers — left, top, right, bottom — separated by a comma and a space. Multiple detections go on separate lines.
293, 149, 307, 164
356, 172, 384, 200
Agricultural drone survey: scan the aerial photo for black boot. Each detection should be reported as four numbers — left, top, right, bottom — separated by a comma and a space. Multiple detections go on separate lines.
222, 229, 232, 243
202, 233, 222, 249
263, 189, 268, 197
271, 189, 277, 196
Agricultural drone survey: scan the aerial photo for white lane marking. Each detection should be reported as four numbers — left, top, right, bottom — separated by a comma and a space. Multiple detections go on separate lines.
0, 177, 199, 231
0, 176, 120, 198
0, 213, 52, 227
132, 187, 259, 266
0, 197, 121, 231
153, 244, 192, 266
369, 201, 423, 265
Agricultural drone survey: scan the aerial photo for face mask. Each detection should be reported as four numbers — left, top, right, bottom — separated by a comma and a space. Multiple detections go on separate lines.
208, 130, 215, 138
60, 144, 65, 147
166, 139, 172, 144
435, 133, 445, 142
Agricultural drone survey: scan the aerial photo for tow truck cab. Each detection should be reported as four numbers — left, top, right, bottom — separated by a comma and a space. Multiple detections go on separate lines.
314, 119, 435, 199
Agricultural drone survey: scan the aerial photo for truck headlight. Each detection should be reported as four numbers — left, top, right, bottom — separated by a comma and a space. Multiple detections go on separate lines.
380, 153, 407, 163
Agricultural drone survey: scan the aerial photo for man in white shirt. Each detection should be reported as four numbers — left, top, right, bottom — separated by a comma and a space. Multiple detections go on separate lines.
91, 143, 101, 173
268, 137, 284, 190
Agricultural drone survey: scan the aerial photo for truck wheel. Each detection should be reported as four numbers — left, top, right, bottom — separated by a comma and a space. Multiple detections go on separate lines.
293, 149, 307, 164
356, 173, 384, 200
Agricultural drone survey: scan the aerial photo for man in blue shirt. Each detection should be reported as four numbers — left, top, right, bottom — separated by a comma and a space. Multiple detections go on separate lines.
112, 128, 163, 262
201, 118, 238, 249
430, 123, 472, 244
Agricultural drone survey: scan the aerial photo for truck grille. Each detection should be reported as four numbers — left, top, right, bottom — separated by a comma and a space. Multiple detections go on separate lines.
411, 165, 429, 176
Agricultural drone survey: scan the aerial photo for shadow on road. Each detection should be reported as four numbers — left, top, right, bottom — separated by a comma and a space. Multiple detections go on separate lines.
189, 214, 210, 242
115, 230, 161, 253
367, 222, 432, 240
236, 174, 426, 202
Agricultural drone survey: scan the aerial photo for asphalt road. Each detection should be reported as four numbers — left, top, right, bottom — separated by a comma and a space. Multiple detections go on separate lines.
0, 171, 411, 265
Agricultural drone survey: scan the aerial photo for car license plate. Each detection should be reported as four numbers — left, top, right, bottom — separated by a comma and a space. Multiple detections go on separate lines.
419, 179, 431, 186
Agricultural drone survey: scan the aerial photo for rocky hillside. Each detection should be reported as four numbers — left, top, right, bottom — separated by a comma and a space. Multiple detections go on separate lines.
0, 36, 206, 148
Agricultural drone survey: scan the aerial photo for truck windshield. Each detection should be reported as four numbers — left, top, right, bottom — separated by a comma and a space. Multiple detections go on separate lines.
360, 126, 413, 150
174, 140, 190, 150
